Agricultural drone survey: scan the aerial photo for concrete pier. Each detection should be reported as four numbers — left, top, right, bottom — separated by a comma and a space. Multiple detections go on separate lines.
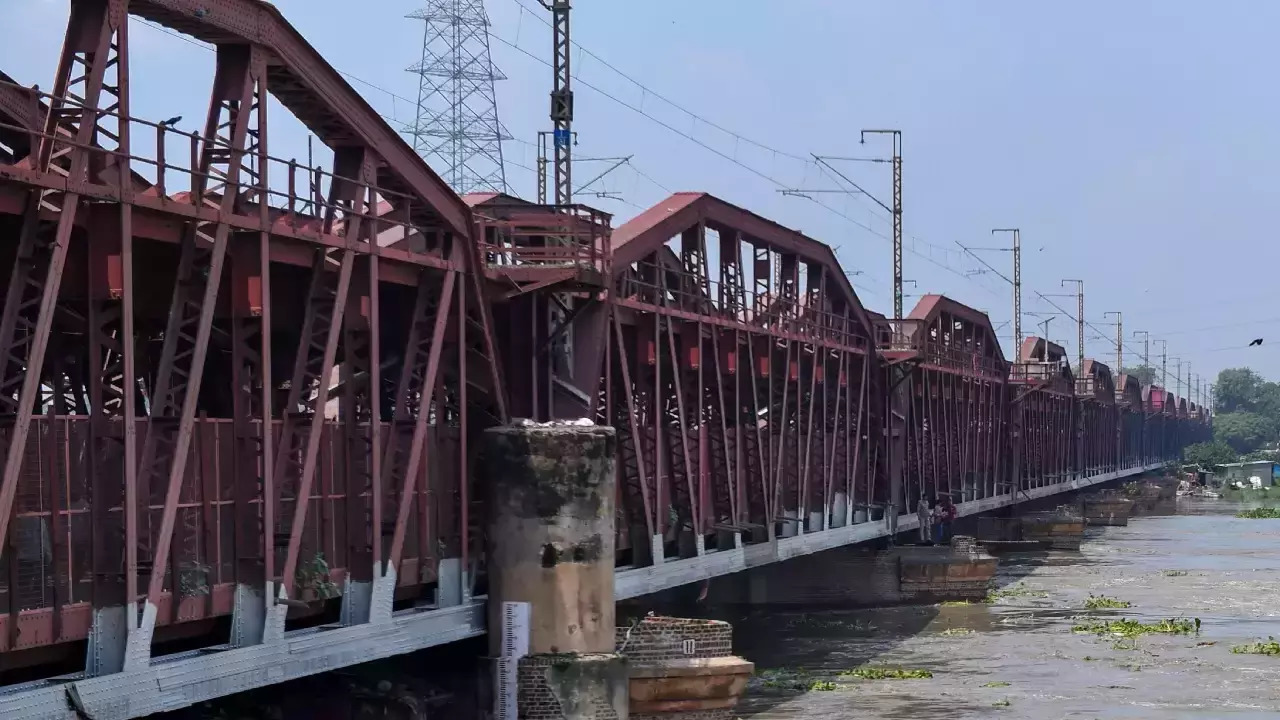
485, 422, 629, 720
703, 536, 998, 607
1082, 493, 1134, 526
897, 537, 998, 603
1020, 505, 1086, 550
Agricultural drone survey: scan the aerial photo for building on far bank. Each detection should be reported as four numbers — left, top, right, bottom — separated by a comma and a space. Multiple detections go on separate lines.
1219, 460, 1280, 488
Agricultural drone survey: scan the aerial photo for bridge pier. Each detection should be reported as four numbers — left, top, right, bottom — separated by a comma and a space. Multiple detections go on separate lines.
701, 536, 996, 608
485, 422, 629, 719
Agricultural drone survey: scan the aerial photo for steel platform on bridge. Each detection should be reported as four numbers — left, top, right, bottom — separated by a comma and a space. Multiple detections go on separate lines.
0, 1, 1207, 717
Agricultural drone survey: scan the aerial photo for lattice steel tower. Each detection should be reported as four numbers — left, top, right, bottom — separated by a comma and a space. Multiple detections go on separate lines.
406, 0, 509, 195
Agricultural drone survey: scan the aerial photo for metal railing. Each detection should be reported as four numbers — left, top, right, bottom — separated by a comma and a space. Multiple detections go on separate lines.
475, 203, 611, 276
617, 260, 871, 351
0, 79, 464, 261
873, 318, 1007, 378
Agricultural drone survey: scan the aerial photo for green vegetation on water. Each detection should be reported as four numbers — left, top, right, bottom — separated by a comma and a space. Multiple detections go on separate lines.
1231, 637, 1280, 655
1071, 617, 1199, 637
755, 668, 813, 691
982, 681, 1011, 687
1083, 594, 1132, 609
755, 664, 934, 693
992, 699, 1012, 707
941, 584, 1048, 605
808, 680, 837, 691
941, 627, 974, 635
1162, 569, 1188, 577
1236, 507, 1280, 519
987, 585, 1048, 601
839, 666, 934, 680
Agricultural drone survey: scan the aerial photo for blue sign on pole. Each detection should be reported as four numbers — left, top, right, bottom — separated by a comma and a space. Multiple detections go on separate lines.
554, 129, 572, 148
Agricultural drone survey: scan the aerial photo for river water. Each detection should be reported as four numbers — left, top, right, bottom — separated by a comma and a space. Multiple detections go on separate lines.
733, 498, 1280, 719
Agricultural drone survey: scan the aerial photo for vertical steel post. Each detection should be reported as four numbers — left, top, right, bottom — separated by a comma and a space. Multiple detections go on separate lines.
1013, 231, 1021, 353
536, 131, 549, 204
1058, 279, 1084, 375
1132, 330, 1149, 378
861, 129, 902, 320
0, 0, 121, 576
1105, 311, 1122, 372
81, 0, 136, 677
1156, 340, 1168, 388
542, 0, 573, 206
137, 48, 266, 668
991, 228, 1021, 352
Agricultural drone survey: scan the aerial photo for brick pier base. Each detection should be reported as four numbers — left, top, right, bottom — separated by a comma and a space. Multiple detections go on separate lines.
617, 616, 752, 720
516, 653, 629, 720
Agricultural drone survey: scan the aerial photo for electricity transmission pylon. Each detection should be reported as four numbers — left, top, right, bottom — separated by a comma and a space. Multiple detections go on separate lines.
406, 0, 510, 195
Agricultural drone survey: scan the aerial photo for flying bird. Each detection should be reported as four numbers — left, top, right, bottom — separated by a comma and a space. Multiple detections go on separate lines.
1249, 338, 1264, 347
160, 115, 182, 127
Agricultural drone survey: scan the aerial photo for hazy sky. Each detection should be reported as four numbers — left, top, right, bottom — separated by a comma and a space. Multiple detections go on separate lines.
5, 0, 1275, 399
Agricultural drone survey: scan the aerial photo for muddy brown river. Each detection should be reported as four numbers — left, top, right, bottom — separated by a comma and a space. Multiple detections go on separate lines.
732, 498, 1280, 719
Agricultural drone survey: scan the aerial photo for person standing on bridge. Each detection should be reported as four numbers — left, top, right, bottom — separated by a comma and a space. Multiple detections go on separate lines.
917, 495, 934, 545
935, 495, 957, 545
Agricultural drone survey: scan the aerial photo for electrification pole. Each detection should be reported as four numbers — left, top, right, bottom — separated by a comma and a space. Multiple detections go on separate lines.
1132, 330, 1150, 375
1042, 316, 1055, 344
862, 129, 903, 320
1061, 279, 1084, 372
536, 130, 550, 203
1155, 340, 1168, 388
1104, 311, 1122, 372
991, 228, 1022, 352
541, 0, 573, 206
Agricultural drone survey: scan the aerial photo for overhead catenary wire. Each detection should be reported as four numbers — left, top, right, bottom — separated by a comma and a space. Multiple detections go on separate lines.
496, 2, 1224, 387
486, 21, 991, 288
505, 0, 811, 164
133, 8, 1016, 305
123, 11, 1230, 388
956, 241, 1137, 363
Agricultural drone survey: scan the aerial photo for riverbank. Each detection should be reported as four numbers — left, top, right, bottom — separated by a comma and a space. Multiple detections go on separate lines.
734, 498, 1280, 719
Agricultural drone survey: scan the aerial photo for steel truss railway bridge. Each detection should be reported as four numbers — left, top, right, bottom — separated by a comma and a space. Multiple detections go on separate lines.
0, 2, 1207, 717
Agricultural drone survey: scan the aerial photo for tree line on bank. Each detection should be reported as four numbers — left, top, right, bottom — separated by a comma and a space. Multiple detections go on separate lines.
1136, 367, 1280, 468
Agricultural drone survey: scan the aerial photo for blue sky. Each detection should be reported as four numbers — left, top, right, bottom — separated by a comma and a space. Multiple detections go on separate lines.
4, 0, 1275, 399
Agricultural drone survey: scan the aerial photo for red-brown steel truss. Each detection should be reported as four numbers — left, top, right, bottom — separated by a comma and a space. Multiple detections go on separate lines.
0, 0, 1209, 695
0, 0, 505, 674
607, 193, 879, 562
889, 295, 1010, 511
1011, 337, 1081, 491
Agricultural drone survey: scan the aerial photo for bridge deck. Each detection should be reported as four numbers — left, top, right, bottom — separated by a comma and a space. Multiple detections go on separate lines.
0, 462, 1159, 720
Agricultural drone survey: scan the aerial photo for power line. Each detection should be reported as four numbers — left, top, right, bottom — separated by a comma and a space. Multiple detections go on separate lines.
486, 24, 994, 288
505, 0, 810, 164
131, 16, 655, 207
136, 8, 992, 301
956, 241, 1137, 362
